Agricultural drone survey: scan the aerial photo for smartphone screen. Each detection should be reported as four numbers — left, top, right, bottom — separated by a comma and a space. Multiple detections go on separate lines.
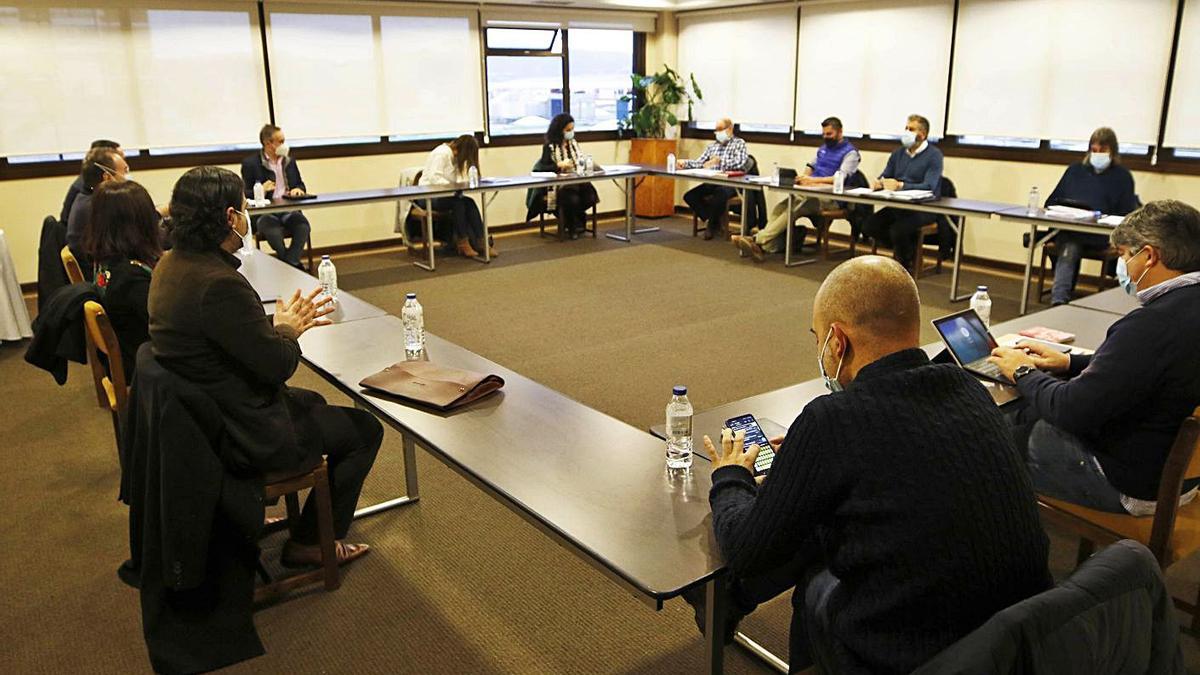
724, 414, 776, 477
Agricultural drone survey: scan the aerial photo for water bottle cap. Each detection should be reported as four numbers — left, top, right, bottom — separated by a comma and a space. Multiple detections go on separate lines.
321, 255, 330, 260
976, 285, 988, 292
406, 292, 416, 299
673, 385, 687, 396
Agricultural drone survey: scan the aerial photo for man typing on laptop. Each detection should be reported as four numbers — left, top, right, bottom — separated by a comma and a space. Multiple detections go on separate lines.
989, 200, 1200, 515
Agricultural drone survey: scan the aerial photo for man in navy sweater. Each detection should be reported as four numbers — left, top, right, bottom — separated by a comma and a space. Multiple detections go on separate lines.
991, 200, 1200, 515
704, 256, 1050, 673
1041, 127, 1141, 305
861, 114, 944, 270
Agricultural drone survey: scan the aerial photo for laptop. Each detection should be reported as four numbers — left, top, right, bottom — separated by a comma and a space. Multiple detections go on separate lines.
931, 308, 1010, 384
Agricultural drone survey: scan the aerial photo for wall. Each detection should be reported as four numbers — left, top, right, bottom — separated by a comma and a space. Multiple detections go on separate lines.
0, 139, 632, 284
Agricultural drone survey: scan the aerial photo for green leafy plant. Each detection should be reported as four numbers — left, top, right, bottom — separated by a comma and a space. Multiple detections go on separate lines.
619, 66, 703, 139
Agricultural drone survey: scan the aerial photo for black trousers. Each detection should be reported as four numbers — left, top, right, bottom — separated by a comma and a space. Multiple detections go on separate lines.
286, 389, 383, 543
253, 211, 310, 267
556, 184, 599, 234
427, 196, 485, 251
684, 184, 738, 235
862, 207, 931, 268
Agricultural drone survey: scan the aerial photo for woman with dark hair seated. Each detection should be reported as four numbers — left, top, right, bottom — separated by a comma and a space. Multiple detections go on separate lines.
150, 166, 381, 567
417, 134, 495, 257
535, 113, 599, 238
85, 180, 162, 378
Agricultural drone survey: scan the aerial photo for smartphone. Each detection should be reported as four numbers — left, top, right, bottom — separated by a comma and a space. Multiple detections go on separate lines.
723, 414, 776, 477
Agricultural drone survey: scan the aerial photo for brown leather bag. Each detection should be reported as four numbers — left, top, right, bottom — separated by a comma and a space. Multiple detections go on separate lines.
359, 360, 504, 411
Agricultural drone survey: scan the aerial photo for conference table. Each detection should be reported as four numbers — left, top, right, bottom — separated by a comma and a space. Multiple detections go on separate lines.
1071, 286, 1139, 316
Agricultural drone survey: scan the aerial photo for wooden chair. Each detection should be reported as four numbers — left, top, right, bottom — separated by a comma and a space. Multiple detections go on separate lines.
254, 458, 340, 603
403, 169, 455, 257
1037, 406, 1200, 632
808, 170, 873, 260
870, 222, 942, 279
82, 301, 129, 452
532, 194, 598, 240
691, 155, 760, 239
1036, 239, 1119, 303
60, 246, 84, 284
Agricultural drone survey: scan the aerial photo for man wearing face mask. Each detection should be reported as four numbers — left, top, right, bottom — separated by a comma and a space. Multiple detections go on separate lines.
67, 146, 130, 268
990, 200, 1200, 517
701, 255, 1050, 673
1040, 127, 1140, 305
678, 117, 750, 240
732, 116, 860, 261
240, 124, 311, 268
861, 114, 944, 271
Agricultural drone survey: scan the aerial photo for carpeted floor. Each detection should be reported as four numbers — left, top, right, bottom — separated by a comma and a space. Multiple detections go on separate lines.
2, 216, 1197, 674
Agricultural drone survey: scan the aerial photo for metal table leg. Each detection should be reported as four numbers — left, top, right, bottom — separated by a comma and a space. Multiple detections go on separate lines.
704, 575, 727, 675
948, 216, 971, 302
606, 175, 658, 241
1019, 227, 1058, 315
413, 203, 436, 272
353, 434, 421, 519
784, 193, 817, 267
733, 632, 788, 673
475, 192, 492, 264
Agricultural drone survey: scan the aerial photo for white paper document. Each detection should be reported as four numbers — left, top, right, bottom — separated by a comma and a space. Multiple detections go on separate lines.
676, 168, 725, 177
844, 187, 934, 201
601, 164, 640, 172
530, 172, 557, 178
1098, 214, 1125, 226
1045, 205, 1096, 220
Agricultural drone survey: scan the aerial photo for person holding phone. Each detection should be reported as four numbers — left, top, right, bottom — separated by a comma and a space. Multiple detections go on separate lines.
240, 124, 311, 268
691, 255, 1050, 673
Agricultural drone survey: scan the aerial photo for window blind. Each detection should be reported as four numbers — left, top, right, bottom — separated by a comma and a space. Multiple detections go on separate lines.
1164, 0, 1200, 148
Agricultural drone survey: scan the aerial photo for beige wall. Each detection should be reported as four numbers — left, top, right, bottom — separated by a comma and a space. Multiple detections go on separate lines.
0, 139, 633, 284
678, 137, 1200, 273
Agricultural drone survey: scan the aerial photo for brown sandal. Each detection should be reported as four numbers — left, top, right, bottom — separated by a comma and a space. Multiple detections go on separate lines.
280, 540, 371, 569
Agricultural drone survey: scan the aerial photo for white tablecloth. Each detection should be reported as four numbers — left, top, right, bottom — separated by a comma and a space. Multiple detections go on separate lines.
0, 229, 33, 341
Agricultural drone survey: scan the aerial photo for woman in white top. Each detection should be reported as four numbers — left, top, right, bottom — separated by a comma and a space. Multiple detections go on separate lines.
417, 134, 494, 257
536, 113, 599, 238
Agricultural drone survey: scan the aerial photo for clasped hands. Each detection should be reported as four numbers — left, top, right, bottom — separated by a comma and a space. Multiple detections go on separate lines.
273, 287, 334, 336
872, 178, 902, 191
987, 340, 1071, 381
261, 180, 304, 198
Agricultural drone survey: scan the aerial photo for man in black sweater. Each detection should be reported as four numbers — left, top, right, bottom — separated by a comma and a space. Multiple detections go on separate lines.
704, 255, 1051, 673
991, 200, 1200, 515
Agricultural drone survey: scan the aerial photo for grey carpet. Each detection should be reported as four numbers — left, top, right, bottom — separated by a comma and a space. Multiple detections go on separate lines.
2, 216, 1196, 673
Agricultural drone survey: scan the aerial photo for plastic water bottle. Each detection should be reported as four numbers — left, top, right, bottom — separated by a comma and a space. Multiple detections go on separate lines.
665, 386, 694, 470
666, 153, 676, 174
402, 293, 425, 359
253, 181, 265, 205
584, 155, 594, 174
833, 170, 845, 194
317, 255, 337, 301
772, 161, 780, 183
970, 286, 992, 327
1027, 186, 1039, 215
467, 165, 480, 188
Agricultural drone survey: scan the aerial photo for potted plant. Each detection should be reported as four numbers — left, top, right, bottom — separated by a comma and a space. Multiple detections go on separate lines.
620, 66, 703, 217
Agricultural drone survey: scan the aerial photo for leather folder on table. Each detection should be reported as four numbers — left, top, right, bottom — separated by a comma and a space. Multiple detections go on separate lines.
359, 360, 504, 411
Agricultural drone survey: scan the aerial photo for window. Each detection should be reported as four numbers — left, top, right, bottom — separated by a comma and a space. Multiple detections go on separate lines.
1175, 148, 1200, 159
484, 27, 634, 136
0, 1, 269, 157
1164, 0, 1200, 150
567, 29, 633, 132
1049, 139, 1150, 155
949, 0, 1175, 145
957, 136, 1041, 149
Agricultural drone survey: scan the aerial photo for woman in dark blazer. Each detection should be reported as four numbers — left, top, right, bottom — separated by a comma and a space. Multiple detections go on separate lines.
536, 113, 599, 238
150, 166, 380, 566
84, 180, 162, 379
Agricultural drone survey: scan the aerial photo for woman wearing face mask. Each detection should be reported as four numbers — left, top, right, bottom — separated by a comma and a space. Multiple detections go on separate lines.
418, 134, 494, 257
150, 166, 381, 571
527, 113, 600, 239
1041, 126, 1140, 305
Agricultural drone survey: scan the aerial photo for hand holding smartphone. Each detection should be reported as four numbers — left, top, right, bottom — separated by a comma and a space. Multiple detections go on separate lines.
723, 414, 776, 477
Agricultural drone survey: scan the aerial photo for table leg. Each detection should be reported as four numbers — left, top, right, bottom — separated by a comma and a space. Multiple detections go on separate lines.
948, 216, 970, 302
413, 202, 436, 272
704, 575, 727, 675
354, 434, 420, 519
606, 176, 659, 241
784, 193, 818, 267
733, 632, 789, 673
475, 192, 491, 264
1020, 224, 1038, 315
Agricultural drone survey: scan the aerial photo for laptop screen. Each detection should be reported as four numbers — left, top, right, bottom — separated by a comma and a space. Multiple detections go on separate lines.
932, 309, 998, 366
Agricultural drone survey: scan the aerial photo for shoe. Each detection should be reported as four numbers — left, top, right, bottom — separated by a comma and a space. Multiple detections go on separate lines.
281, 540, 371, 569
702, 230, 715, 241
457, 240, 479, 257
680, 584, 748, 645
735, 236, 765, 262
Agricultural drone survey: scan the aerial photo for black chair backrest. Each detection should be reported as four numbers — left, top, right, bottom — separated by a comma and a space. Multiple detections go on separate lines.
745, 154, 758, 175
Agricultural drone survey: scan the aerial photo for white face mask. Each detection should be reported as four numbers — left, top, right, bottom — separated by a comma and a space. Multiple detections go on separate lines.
715, 129, 730, 143
818, 327, 845, 393
1089, 152, 1111, 172
275, 142, 290, 158
563, 130, 575, 141
901, 131, 918, 149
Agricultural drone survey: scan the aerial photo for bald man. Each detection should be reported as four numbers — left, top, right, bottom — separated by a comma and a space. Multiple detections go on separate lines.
701, 256, 1050, 673
679, 117, 749, 239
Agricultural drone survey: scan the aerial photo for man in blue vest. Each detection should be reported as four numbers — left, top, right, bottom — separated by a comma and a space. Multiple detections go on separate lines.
733, 117, 860, 262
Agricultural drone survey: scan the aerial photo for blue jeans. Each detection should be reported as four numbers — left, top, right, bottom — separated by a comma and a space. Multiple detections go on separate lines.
1024, 420, 1126, 513
253, 210, 310, 267
1050, 232, 1110, 305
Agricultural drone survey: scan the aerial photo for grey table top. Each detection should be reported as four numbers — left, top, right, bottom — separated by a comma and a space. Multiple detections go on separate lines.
994, 205, 1117, 235
764, 183, 1012, 218
1070, 287, 1139, 316
248, 183, 462, 216
295, 315, 722, 602
237, 249, 388, 325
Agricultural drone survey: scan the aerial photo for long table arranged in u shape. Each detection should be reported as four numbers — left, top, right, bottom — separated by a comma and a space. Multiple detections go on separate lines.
239, 245, 1133, 673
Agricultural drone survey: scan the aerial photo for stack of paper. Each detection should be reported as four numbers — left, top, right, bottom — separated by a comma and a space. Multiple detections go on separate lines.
1098, 214, 1125, 226
676, 168, 725, 177
530, 171, 557, 178
889, 190, 935, 201
1045, 205, 1096, 220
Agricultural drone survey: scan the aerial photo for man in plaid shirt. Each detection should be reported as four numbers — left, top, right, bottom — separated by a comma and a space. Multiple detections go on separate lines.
678, 117, 750, 239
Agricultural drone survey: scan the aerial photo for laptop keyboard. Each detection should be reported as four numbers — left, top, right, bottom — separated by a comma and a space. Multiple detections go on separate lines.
972, 360, 1004, 378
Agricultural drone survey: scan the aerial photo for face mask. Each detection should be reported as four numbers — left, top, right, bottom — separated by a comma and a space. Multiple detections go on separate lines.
276, 142, 290, 158
818, 327, 846, 393
715, 130, 730, 143
1116, 247, 1151, 297
900, 131, 918, 149
1089, 152, 1111, 172
563, 131, 575, 141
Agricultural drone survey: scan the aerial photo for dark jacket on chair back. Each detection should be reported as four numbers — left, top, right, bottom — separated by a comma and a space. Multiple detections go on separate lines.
121, 343, 267, 675
37, 215, 69, 313
148, 248, 306, 474
24, 282, 99, 384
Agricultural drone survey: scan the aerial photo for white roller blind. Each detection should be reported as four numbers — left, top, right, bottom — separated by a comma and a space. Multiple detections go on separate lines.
266, 3, 484, 141
1165, 0, 1200, 148
949, 0, 1175, 144
677, 6, 797, 128
482, 7, 656, 33
0, 0, 268, 156
794, 0, 953, 137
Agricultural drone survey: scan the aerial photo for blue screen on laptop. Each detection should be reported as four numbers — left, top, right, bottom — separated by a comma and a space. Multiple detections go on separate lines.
935, 312, 996, 365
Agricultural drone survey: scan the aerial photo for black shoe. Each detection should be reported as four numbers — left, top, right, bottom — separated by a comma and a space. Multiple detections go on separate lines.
680, 584, 749, 645
702, 230, 715, 241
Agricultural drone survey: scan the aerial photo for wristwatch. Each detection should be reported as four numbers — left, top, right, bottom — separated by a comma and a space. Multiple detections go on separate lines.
1012, 364, 1037, 382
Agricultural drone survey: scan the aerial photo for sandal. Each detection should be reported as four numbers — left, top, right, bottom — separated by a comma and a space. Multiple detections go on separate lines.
280, 540, 371, 569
